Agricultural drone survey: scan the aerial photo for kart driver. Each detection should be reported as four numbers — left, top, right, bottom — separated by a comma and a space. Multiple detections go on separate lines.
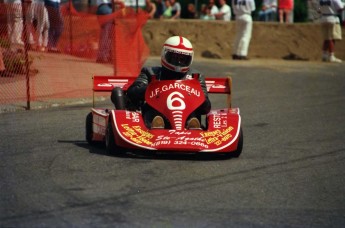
123, 36, 211, 129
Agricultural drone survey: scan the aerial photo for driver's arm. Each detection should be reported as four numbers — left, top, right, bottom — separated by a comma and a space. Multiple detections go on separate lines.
127, 67, 152, 106
197, 73, 211, 114
127, 67, 155, 106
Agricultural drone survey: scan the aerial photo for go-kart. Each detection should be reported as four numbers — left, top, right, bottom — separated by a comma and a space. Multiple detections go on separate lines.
86, 74, 243, 158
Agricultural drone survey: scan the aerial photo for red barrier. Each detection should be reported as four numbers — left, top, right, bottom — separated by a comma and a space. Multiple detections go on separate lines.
0, 3, 150, 106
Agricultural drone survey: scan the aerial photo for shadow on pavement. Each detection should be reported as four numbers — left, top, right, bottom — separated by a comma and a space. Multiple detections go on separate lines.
57, 139, 238, 161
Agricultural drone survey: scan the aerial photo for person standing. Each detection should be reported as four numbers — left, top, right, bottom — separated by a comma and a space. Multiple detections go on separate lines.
208, 0, 219, 20
96, 0, 114, 63
44, 0, 64, 53
232, 0, 256, 60
278, 0, 294, 23
26, 0, 50, 51
145, 0, 157, 19
4, 0, 24, 50
161, 0, 173, 18
154, 0, 165, 19
319, 0, 344, 62
200, 4, 213, 20
185, 3, 197, 18
170, 0, 181, 19
215, 0, 231, 21
96, 0, 124, 63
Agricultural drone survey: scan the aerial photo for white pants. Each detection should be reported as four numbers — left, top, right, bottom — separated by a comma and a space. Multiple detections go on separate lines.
26, 2, 50, 47
5, 3, 24, 47
233, 14, 253, 56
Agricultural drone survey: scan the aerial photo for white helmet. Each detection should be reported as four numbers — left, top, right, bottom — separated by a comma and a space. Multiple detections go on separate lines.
161, 36, 194, 73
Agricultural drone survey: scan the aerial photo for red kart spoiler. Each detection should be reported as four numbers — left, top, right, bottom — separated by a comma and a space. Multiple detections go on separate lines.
92, 75, 232, 107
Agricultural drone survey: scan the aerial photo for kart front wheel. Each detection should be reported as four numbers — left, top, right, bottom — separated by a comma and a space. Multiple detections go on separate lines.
232, 127, 243, 158
222, 127, 243, 159
105, 121, 124, 155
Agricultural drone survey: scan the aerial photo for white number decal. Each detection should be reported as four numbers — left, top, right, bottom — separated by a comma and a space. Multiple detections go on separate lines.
167, 92, 185, 110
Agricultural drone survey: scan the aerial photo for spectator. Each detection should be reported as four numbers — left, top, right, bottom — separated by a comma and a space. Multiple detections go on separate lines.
26, 0, 50, 52
215, 0, 231, 21
96, 0, 113, 63
44, 0, 64, 53
153, 0, 165, 19
145, 0, 157, 19
208, 0, 220, 19
161, 0, 172, 18
319, 0, 344, 62
258, 0, 277, 21
96, 0, 123, 63
232, 0, 255, 60
170, 0, 181, 19
278, 0, 294, 23
307, 0, 321, 21
200, 4, 214, 20
4, 0, 24, 50
185, 3, 197, 18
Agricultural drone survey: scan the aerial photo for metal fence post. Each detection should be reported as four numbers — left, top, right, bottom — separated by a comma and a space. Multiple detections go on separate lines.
21, 0, 31, 110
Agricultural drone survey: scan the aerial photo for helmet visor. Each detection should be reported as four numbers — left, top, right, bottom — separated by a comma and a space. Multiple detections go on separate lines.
164, 50, 192, 67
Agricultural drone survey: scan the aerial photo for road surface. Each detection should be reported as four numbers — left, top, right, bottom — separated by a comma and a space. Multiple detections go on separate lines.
1, 58, 345, 227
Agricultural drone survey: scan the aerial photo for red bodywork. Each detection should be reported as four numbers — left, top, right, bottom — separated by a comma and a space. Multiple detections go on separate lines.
89, 75, 242, 154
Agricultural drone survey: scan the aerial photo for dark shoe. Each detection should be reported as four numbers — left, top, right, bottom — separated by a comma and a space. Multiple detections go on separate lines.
232, 54, 240, 60
151, 116, 165, 129
239, 56, 249, 60
187, 117, 201, 129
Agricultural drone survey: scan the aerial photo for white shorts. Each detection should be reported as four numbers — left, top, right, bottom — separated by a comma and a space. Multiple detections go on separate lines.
321, 22, 342, 40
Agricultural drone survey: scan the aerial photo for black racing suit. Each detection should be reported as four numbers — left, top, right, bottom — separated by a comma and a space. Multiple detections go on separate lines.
126, 66, 211, 128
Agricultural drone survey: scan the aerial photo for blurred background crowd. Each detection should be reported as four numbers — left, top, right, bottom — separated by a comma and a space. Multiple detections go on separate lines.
0, 0, 344, 107
48, 0, 345, 23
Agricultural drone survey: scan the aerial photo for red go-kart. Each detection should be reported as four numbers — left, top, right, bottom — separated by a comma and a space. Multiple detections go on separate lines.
86, 75, 243, 158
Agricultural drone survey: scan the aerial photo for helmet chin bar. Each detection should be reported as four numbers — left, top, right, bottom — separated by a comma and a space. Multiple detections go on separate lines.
175, 66, 189, 73
161, 59, 189, 73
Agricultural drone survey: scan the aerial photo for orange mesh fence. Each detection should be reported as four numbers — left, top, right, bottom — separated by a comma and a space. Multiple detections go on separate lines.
0, 2, 149, 105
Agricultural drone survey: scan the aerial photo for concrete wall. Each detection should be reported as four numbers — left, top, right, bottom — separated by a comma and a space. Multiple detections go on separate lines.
143, 20, 345, 61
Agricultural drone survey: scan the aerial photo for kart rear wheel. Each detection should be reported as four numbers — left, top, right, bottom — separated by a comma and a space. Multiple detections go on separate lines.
222, 127, 243, 158
85, 112, 94, 145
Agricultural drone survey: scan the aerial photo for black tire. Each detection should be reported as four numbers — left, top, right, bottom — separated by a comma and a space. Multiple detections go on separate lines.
232, 127, 243, 158
86, 112, 94, 145
105, 120, 124, 155
222, 127, 243, 159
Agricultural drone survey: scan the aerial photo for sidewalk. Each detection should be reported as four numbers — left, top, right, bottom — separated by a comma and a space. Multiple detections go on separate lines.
0, 51, 115, 113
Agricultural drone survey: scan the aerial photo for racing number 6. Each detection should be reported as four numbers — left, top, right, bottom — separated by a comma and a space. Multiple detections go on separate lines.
167, 92, 185, 110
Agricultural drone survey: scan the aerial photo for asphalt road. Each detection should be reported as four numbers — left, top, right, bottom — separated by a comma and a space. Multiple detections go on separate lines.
1, 58, 345, 227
